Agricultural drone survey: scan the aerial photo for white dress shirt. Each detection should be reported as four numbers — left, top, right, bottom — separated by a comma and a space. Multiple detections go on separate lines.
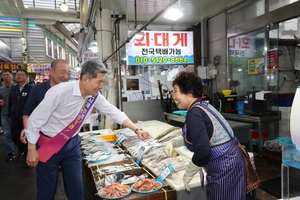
25, 81, 128, 144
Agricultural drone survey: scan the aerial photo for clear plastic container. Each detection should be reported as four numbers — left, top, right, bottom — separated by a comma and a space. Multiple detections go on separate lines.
282, 145, 300, 170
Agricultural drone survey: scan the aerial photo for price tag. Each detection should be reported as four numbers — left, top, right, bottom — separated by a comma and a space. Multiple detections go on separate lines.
114, 133, 127, 145
156, 164, 174, 182
135, 146, 145, 165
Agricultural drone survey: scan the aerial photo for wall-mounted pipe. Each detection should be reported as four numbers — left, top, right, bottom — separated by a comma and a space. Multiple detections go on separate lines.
201, 18, 208, 66
114, 15, 126, 111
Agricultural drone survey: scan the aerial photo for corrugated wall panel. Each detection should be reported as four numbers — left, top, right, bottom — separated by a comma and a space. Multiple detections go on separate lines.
0, 31, 21, 38
26, 26, 46, 63
11, 38, 23, 63
0, 17, 22, 39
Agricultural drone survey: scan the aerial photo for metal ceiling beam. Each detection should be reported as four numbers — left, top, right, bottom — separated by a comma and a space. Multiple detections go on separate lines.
53, 22, 78, 47
23, 7, 79, 22
0, 0, 21, 17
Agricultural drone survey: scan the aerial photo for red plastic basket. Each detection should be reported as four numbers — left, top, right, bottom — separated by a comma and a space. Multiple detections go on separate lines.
251, 130, 268, 138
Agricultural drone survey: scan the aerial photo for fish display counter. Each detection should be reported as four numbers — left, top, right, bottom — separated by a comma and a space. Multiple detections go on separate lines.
79, 120, 207, 200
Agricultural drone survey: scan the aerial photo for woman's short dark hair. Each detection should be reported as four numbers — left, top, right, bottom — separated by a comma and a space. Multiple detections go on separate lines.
172, 71, 203, 98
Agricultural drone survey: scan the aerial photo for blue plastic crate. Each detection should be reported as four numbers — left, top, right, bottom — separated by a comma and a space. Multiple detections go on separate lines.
272, 97, 293, 107
252, 137, 274, 146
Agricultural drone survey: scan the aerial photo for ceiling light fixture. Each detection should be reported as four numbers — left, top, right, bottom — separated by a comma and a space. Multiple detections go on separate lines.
88, 42, 98, 53
128, 0, 145, 40
75, 64, 81, 72
59, 1, 69, 12
164, 0, 183, 21
164, 7, 183, 21
132, 24, 145, 39
133, 31, 144, 39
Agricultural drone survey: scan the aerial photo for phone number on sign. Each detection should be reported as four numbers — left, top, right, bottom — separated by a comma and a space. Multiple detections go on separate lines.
135, 56, 188, 64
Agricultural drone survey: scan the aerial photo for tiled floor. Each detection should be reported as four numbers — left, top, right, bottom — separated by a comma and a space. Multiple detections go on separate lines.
0, 133, 98, 200
0, 132, 284, 200
255, 154, 281, 200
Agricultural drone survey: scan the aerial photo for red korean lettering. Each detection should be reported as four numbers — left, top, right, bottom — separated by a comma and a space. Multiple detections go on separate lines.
229, 37, 236, 48
173, 33, 187, 46
134, 32, 150, 46
154, 33, 169, 46
239, 37, 250, 49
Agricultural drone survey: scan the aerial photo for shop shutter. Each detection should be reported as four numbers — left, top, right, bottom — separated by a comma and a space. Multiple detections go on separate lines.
26, 25, 46, 63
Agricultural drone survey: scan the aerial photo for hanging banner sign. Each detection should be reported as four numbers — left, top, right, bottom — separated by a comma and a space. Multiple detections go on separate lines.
70, 70, 76, 78
0, 63, 27, 73
268, 50, 278, 69
82, 49, 97, 63
126, 31, 194, 65
27, 63, 51, 73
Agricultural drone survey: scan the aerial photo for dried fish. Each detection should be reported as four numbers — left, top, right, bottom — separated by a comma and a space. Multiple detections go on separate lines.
83, 151, 111, 163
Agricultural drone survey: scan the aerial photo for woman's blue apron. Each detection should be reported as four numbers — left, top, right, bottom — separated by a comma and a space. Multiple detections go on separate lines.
183, 101, 247, 200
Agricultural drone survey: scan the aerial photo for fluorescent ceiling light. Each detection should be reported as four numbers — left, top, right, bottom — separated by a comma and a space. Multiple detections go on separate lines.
59, 2, 69, 12
164, 7, 183, 21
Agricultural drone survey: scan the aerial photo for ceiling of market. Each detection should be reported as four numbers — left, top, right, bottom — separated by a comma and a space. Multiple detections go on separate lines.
0, 0, 247, 45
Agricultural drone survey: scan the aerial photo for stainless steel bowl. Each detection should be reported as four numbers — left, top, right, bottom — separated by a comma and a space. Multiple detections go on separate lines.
104, 172, 125, 186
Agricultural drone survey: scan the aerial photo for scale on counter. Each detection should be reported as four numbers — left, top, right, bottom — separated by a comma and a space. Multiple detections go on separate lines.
214, 92, 238, 113
243, 91, 278, 116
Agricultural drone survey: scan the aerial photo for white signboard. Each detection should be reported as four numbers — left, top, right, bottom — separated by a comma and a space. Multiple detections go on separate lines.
82, 49, 97, 63
126, 31, 194, 65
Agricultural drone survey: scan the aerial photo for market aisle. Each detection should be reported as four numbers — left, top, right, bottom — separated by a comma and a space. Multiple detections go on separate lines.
0, 133, 98, 200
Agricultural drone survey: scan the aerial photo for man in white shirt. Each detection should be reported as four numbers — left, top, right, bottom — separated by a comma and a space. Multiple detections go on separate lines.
25, 59, 149, 200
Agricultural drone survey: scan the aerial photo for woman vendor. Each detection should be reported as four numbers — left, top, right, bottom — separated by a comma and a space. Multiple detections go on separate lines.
165, 71, 258, 200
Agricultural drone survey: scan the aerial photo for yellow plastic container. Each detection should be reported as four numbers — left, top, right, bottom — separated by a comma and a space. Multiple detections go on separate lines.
222, 89, 232, 96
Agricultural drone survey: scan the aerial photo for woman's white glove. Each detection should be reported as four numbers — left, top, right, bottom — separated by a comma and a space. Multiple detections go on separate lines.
164, 136, 184, 157
183, 161, 201, 191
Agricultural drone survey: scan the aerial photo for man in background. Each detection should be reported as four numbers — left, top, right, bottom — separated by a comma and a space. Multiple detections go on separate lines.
8, 69, 33, 162
20, 59, 71, 144
0, 69, 15, 161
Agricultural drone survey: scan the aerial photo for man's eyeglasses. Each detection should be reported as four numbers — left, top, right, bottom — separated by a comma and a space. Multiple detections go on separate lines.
15, 74, 26, 77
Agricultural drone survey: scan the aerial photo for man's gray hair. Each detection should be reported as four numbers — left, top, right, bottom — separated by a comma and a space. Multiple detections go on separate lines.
80, 59, 108, 80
